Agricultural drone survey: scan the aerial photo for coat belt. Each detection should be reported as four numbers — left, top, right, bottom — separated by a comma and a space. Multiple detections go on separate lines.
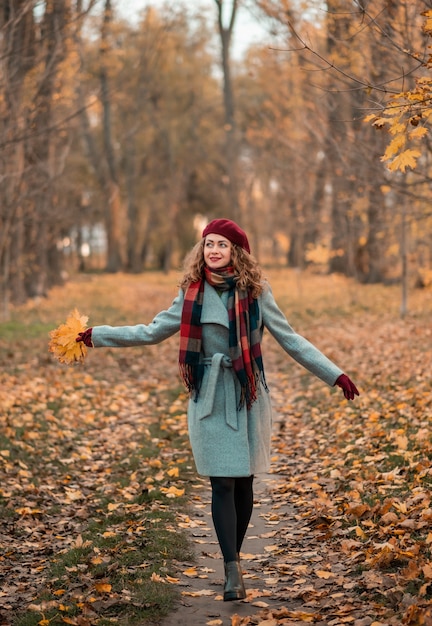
197, 353, 239, 430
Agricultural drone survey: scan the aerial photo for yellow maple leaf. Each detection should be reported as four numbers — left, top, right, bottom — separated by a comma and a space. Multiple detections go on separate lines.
161, 485, 185, 498
183, 566, 198, 577
423, 16, 432, 34
388, 121, 407, 136
150, 572, 166, 583
409, 126, 428, 140
386, 149, 421, 172
165, 575, 180, 584
49, 309, 89, 364
94, 582, 112, 593
382, 135, 406, 161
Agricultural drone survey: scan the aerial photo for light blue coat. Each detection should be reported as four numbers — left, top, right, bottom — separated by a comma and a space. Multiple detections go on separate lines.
92, 282, 343, 477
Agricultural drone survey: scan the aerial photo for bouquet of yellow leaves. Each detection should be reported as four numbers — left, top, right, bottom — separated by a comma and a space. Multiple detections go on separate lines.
49, 309, 89, 364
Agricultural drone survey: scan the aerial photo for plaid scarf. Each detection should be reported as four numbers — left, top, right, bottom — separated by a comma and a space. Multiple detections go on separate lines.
179, 266, 267, 409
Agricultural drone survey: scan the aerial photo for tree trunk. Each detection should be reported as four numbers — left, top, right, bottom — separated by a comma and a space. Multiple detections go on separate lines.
325, 0, 356, 275
215, 0, 240, 220
400, 199, 408, 317
9, 207, 26, 304
24, 0, 71, 296
360, 0, 396, 283
105, 181, 125, 272
0, 0, 35, 313
74, 0, 125, 272
100, 0, 125, 272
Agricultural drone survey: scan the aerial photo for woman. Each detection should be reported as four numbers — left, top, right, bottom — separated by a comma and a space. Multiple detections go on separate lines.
77, 218, 359, 601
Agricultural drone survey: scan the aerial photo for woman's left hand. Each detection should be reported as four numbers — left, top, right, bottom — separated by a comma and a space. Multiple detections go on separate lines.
335, 374, 359, 400
76, 328, 93, 347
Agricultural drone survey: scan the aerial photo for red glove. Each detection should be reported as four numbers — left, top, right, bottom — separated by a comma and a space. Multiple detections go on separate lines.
335, 374, 359, 400
76, 328, 93, 347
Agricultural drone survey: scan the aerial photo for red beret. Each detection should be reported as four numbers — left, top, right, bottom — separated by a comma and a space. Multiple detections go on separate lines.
202, 219, 250, 254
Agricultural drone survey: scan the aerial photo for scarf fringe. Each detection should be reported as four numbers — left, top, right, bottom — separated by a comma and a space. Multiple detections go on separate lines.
179, 363, 198, 391
179, 362, 203, 401
239, 370, 269, 411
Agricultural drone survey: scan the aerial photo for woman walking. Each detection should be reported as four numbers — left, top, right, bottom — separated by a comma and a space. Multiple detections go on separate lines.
77, 218, 359, 601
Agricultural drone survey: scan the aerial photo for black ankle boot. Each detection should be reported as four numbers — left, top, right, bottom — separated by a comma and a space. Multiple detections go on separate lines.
223, 560, 246, 601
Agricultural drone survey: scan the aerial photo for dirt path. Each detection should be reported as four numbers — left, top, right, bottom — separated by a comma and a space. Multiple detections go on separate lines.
158, 372, 390, 626
160, 474, 292, 626
159, 465, 384, 626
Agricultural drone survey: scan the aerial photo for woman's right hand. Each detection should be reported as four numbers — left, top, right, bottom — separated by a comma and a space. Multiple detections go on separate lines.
335, 373, 359, 400
76, 328, 93, 347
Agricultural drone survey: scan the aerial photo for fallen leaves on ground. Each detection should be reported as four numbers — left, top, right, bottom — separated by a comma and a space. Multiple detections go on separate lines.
245, 291, 432, 625
2, 270, 432, 625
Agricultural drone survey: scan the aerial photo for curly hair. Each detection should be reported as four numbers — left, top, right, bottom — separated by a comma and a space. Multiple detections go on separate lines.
179, 239, 264, 298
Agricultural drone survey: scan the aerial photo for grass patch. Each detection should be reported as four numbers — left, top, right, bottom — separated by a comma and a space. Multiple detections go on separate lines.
12, 491, 193, 626
0, 320, 54, 340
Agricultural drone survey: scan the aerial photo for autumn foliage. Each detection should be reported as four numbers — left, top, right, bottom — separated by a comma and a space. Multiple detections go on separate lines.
5, 1, 432, 315
48, 309, 89, 364
1, 270, 432, 625
366, 9, 432, 172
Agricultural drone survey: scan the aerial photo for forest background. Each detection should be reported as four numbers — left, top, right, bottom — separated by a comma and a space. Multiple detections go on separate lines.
3, 2, 432, 625
2, 0, 432, 318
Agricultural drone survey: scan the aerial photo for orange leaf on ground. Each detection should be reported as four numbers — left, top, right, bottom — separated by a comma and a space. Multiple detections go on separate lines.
94, 582, 112, 593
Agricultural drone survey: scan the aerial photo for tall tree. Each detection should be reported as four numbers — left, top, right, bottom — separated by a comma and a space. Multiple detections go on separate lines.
0, 0, 36, 312
323, 0, 359, 276
214, 0, 241, 220
24, 0, 72, 296
74, 0, 126, 272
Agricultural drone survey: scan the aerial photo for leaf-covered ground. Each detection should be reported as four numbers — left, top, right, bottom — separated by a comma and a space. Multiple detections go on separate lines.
1, 270, 432, 626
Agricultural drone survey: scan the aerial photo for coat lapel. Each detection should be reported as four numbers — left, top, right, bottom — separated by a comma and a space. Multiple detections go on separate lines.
200, 281, 229, 329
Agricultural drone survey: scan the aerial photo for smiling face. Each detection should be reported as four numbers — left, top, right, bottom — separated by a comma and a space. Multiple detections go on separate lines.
203, 234, 232, 270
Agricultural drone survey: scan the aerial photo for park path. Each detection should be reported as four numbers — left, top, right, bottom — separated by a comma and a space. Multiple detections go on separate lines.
158, 368, 388, 626
160, 473, 294, 626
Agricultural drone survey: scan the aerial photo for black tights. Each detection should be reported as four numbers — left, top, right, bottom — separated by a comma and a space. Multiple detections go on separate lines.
209, 475, 254, 563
